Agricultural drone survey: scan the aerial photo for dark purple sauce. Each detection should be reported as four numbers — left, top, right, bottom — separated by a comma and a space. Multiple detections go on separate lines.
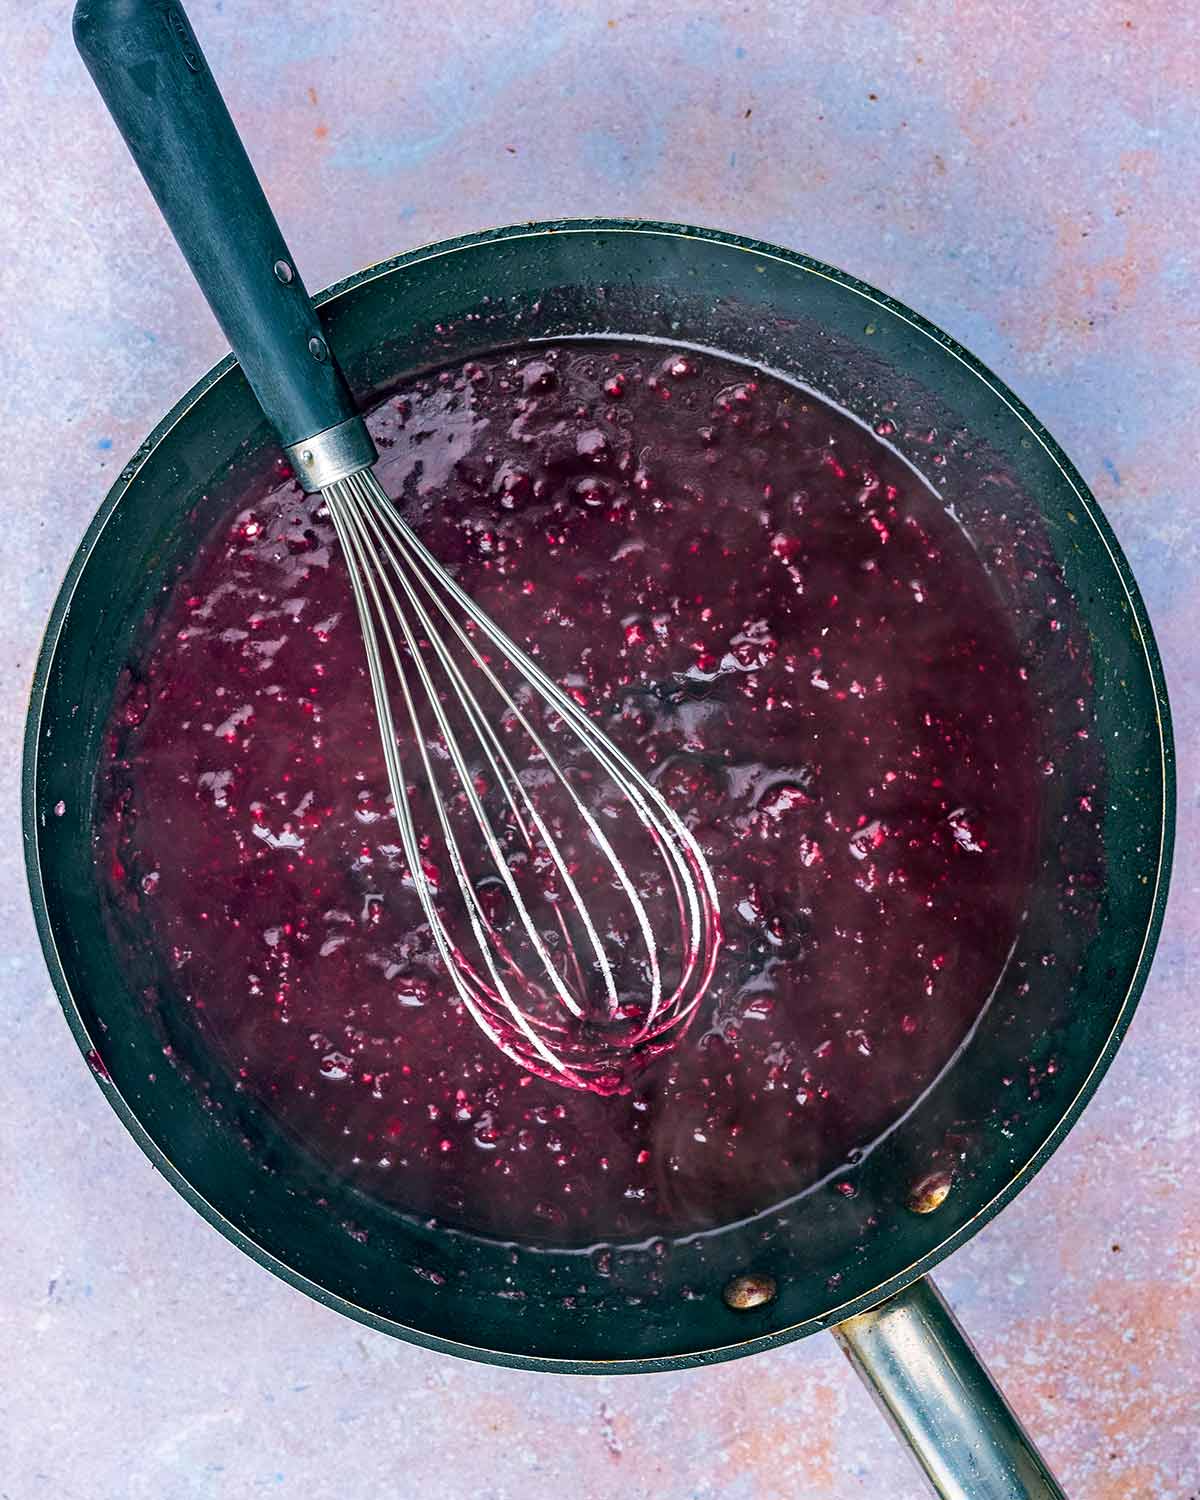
100, 341, 1038, 1243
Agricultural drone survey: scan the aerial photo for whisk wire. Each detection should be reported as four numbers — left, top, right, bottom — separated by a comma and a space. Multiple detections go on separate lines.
381, 508, 718, 983
356, 480, 697, 1009
351, 483, 658, 1015
322, 466, 721, 1087
331, 482, 598, 1031
325, 484, 564, 1076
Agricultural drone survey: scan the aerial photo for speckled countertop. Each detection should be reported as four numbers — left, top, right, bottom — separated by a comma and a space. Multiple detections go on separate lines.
3, 2, 1197, 1496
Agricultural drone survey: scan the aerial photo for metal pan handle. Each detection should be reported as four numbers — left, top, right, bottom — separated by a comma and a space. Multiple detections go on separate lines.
834, 1276, 1066, 1499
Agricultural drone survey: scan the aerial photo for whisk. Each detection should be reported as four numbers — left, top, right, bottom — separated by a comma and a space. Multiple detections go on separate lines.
326, 471, 720, 1087
75, 0, 721, 1090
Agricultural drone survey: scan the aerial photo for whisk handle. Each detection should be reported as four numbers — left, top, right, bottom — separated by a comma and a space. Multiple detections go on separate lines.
73, 0, 373, 469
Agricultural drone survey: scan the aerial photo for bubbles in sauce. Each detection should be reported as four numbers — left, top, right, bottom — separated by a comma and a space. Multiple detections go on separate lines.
99, 341, 1040, 1244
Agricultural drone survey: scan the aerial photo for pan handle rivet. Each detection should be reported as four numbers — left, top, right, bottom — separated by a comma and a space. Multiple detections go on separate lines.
907, 1170, 953, 1214
723, 1272, 777, 1311
308, 335, 328, 362
274, 260, 294, 284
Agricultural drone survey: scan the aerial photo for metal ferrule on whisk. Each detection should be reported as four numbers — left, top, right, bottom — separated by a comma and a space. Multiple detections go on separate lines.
285, 415, 378, 492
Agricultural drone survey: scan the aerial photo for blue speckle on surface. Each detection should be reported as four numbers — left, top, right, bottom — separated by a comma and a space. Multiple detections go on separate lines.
96, 437, 112, 450
735, 45, 746, 58
1103, 456, 1122, 485
581, 117, 664, 187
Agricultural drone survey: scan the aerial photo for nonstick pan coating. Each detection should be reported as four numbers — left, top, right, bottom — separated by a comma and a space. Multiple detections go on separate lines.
24, 220, 1172, 1370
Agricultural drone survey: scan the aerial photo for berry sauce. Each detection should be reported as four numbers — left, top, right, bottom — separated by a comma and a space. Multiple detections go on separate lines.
99, 341, 1038, 1244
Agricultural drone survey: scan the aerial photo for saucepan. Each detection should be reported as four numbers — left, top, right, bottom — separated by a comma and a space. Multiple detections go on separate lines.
25, 8, 1172, 1498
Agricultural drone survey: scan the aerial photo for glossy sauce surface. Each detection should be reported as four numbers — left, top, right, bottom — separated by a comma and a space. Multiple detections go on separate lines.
100, 341, 1038, 1243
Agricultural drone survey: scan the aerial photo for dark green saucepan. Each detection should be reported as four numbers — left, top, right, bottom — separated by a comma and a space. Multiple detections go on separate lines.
26, 5, 1172, 1499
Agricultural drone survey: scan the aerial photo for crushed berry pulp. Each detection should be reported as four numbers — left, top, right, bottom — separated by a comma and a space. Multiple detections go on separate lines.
100, 340, 1039, 1244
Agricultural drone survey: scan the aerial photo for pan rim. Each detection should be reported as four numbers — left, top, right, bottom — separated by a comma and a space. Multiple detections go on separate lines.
23, 215, 1175, 1373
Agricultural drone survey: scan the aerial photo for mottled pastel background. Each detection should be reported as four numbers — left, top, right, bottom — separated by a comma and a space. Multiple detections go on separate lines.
3, 0, 1197, 1495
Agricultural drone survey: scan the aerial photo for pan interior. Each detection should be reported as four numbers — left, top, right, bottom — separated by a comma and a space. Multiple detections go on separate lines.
28, 223, 1170, 1367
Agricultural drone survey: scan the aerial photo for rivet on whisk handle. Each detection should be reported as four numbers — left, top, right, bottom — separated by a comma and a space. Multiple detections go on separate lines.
285, 417, 378, 492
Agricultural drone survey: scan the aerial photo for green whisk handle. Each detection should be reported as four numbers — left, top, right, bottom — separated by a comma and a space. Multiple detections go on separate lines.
73, 0, 375, 480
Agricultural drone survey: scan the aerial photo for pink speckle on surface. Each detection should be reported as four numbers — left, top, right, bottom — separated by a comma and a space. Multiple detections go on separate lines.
5, 1, 1197, 1498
